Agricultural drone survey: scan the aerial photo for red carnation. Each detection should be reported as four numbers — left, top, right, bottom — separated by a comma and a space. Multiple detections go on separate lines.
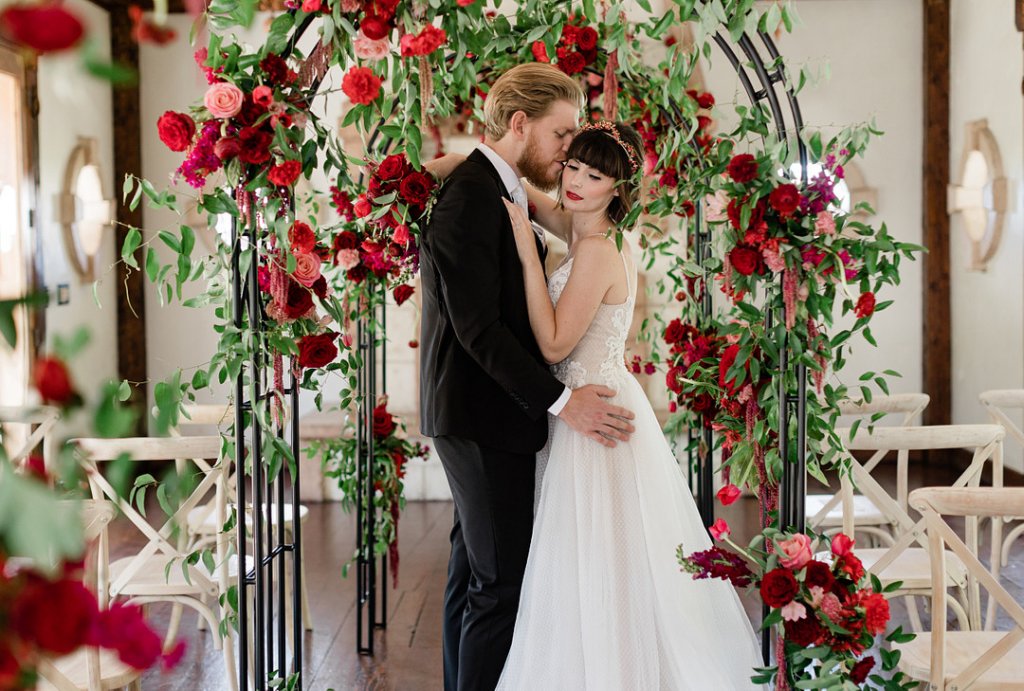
726, 153, 758, 183
531, 41, 550, 63
759, 567, 799, 608
0, 2, 84, 53
558, 51, 587, 76
769, 183, 801, 218
784, 613, 825, 647
399, 24, 446, 57
399, 171, 434, 207
372, 404, 396, 438
729, 245, 761, 276
238, 127, 273, 164
289, 221, 316, 254
11, 576, 98, 654
861, 591, 890, 635
157, 111, 196, 152
260, 53, 295, 85
835, 552, 865, 582
268, 160, 302, 187
342, 66, 382, 106
393, 284, 415, 306
854, 291, 876, 319
577, 26, 598, 51
849, 656, 875, 684
297, 333, 338, 369
663, 318, 686, 345
34, 356, 76, 405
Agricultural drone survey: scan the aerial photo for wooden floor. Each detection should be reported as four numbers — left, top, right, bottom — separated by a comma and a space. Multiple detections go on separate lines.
119, 461, 1024, 690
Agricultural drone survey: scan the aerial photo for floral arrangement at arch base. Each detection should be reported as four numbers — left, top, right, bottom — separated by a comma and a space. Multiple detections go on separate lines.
679, 524, 918, 690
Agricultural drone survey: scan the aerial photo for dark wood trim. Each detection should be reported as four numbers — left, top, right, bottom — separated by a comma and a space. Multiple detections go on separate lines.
922, 0, 951, 426
110, 9, 148, 423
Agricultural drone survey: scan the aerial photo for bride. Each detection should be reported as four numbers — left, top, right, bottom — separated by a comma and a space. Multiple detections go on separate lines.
491, 120, 762, 690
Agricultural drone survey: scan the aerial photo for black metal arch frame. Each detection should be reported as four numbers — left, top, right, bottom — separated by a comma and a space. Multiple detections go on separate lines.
227, 12, 811, 690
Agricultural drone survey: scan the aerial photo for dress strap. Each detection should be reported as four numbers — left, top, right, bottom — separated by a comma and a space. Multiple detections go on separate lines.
617, 240, 634, 300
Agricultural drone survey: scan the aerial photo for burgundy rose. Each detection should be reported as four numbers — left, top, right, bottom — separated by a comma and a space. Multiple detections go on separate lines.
726, 153, 758, 183
214, 136, 241, 161
347, 265, 368, 284
333, 230, 359, 252
680, 200, 695, 217
577, 26, 598, 51
803, 560, 835, 591
666, 365, 685, 394
260, 53, 295, 85
769, 183, 801, 218
372, 404, 396, 438
854, 291, 876, 319
393, 284, 415, 306
717, 344, 742, 395
663, 318, 686, 345
399, 171, 434, 207
689, 393, 714, 415
759, 568, 799, 608
726, 197, 765, 232
12, 576, 98, 654
696, 92, 715, 109
658, 168, 678, 188
238, 127, 273, 165
558, 51, 587, 76
311, 276, 328, 300
0, 2, 84, 53
376, 154, 410, 181
281, 279, 313, 319
729, 245, 761, 276
34, 356, 76, 405
849, 656, 875, 684
157, 111, 196, 152
342, 66, 382, 105
784, 613, 825, 647
297, 332, 338, 369
359, 13, 391, 41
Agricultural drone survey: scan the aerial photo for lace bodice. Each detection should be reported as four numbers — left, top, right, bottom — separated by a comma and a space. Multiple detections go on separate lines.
547, 245, 636, 390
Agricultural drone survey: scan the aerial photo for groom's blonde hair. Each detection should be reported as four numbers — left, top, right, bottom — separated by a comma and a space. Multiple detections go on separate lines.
483, 64, 585, 141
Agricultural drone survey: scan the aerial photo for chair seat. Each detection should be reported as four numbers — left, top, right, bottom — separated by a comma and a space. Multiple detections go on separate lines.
894, 631, 1024, 689
859, 547, 969, 590
188, 502, 309, 534
36, 648, 139, 690
806, 493, 889, 526
110, 553, 221, 597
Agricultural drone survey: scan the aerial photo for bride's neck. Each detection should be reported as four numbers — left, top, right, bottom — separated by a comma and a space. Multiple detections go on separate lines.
570, 210, 614, 244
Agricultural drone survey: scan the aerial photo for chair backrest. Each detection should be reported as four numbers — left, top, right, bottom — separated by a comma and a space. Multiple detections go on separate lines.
72, 436, 229, 598
171, 404, 235, 435
0, 405, 60, 468
835, 424, 1004, 573
980, 389, 1024, 464
909, 487, 1024, 690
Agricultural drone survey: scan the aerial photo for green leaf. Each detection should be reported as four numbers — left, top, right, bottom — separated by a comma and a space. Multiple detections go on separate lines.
117, 380, 132, 402
122, 228, 142, 269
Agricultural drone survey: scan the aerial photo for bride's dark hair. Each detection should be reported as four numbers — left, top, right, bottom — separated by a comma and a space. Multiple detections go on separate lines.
561, 122, 644, 225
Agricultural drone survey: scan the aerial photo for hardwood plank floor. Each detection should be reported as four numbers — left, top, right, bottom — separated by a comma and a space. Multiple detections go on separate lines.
114, 461, 1024, 690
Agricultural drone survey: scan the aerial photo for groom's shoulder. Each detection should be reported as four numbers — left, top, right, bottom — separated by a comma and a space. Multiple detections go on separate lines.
442, 156, 501, 198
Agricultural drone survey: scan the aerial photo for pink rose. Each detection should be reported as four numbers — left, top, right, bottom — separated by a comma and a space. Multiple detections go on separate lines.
778, 534, 813, 569
353, 31, 390, 61
204, 82, 244, 119
292, 251, 322, 287
336, 248, 360, 270
831, 533, 855, 556
709, 518, 730, 541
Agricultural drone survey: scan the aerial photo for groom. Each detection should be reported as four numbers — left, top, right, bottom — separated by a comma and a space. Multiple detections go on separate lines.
419, 63, 636, 691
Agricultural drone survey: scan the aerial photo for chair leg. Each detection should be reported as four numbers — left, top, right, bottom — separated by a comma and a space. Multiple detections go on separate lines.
300, 547, 313, 632
165, 602, 184, 649
1000, 521, 1024, 567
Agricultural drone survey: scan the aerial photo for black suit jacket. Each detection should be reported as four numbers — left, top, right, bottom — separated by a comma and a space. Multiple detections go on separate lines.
419, 149, 564, 454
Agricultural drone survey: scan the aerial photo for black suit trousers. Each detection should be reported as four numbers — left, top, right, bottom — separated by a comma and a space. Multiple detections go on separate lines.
433, 435, 536, 691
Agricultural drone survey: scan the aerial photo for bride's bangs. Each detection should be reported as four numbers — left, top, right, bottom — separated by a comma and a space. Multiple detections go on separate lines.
566, 130, 631, 181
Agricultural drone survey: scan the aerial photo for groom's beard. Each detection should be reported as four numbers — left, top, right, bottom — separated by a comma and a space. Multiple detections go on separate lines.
517, 135, 562, 192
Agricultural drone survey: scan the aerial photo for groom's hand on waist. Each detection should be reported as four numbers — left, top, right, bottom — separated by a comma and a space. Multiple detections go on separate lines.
558, 385, 635, 448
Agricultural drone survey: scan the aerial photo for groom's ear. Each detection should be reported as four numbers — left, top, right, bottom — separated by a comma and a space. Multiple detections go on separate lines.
508, 110, 529, 139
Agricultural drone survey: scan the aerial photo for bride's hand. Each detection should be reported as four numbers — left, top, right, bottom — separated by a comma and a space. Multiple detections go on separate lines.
503, 199, 540, 263
423, 152, 466, 181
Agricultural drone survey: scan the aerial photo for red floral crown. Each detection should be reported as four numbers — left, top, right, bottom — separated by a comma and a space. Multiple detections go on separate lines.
577, 120, 641, 175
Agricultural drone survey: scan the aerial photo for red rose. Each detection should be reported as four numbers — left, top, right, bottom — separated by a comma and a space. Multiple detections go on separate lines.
726, 197, 765, 231
769, 183, 801, 218
353, 194, 373, 218
577, 26, 598, 51
156, 111, 196, 152
297, 333, 338, 369
372, 404, 396, 438
12, 576, 98, 654
854, 291, 876, 319
289, 221, 317, 253
238, 127, 273, 164
376, 154, 410, 181
689, 393, 714, 416
399, 24, 446, 57
347, 265, 368, 284
784, 613, 825, 647
849, 656, 875, 684
342, 66, 382, 105
0, 3, 84, 53
333, 230, 359, 252
680, 200, 695, 217
214, 136, 241, 161
558, 51, 587, 75
531, 40, 550, 63
759, 567, 799, 608
666, 365, 685, 394
831, 533, 855, 556
696, 92, 715, 109
835, 552, 865, 582
399, 171, 434, 207
360, 13, 391, 40
282, 278, 313, 319
268, 160, 302, 187
34, 356, 76, 405
803, 560, 835, 591
663, 318, 686, 345
728, 245, 761, 276
718, 344, 742, 395
716, 483, 741, 506
861, 591, 890, 635
659, 168, 678, 188
393, 284, 415, 306
726, 153, 758, 183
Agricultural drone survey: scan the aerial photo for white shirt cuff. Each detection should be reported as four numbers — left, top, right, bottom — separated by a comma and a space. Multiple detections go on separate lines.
547, 386, 571, 416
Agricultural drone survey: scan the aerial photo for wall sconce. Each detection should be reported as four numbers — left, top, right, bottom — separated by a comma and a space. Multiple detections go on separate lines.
948, 119, 1009, 272
55, 137, 113, 282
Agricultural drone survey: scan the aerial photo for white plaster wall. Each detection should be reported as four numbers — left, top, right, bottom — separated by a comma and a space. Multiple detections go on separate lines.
949, 0, 1024, 471
35, 0, 118, 436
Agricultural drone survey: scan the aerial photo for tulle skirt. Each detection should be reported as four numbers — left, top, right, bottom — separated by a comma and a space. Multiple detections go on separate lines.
496, 375, 762, 690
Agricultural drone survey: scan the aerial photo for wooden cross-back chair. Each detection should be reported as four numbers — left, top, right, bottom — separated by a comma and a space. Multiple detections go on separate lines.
72, 435, 238, 690
894, 487, 1024, 690
836, 424, 1005, 632
0, 405, 60, 469
979, 389, 1024, 569
807, 393, 929, 546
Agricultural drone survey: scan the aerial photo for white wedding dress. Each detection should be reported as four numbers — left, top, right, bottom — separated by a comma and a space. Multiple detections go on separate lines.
496, 246, 762, 690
